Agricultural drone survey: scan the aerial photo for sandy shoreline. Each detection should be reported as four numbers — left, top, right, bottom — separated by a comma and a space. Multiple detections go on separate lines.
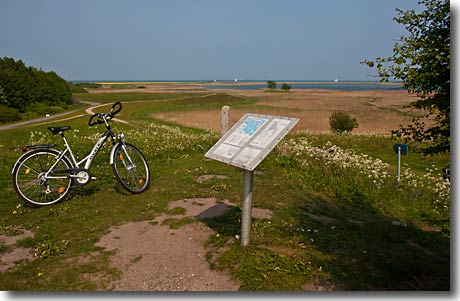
86, 81, 403, 95
93, 80, 403, 87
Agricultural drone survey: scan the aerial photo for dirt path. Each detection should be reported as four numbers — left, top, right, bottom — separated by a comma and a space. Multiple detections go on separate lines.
96, 197, 246, 291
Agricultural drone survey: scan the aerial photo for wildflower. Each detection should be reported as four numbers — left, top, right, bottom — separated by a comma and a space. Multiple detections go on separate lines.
12, 210, 17, 215
37, 272, 43, 277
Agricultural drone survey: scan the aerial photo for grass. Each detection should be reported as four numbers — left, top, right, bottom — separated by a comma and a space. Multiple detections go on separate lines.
0, 91, 450, 291
73, 92, 202, 103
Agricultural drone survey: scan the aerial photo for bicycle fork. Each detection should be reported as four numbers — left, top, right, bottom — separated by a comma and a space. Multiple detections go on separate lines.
109, 134, 136, 171
120, 144, 136, 171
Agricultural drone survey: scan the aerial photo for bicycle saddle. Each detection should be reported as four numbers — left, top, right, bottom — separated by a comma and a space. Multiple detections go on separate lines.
48, 126, 71, 135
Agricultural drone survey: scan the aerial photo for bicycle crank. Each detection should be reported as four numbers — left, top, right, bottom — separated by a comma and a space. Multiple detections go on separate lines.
70, 169, 92, 186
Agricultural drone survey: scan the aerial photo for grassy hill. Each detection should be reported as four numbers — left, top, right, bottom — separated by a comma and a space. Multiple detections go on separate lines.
0, 92, 450, 290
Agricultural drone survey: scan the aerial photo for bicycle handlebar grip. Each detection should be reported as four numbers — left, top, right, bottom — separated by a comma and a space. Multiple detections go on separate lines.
110, 102, 122, 117
88, 114, 99, 126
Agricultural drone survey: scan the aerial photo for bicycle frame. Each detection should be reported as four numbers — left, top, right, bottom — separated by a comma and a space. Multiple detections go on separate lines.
43, 128, 115, 180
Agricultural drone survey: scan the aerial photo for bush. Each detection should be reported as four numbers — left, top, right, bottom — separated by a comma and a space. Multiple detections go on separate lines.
329, 112, 358, 134
281, 83, 292, 91
0, 105, 21, 123
267, 80, 277, 90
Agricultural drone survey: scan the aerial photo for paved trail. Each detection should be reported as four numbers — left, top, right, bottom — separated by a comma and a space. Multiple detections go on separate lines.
0, 101, 100, 131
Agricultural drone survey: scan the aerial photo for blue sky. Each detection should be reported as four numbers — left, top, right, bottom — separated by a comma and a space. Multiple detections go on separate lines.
0, 0, 426, 81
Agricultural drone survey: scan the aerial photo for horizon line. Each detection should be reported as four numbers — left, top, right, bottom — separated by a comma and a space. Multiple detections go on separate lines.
69, 79, 403, 83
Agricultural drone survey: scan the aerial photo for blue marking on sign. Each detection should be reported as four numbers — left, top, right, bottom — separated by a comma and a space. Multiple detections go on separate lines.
242, 117, 265, 136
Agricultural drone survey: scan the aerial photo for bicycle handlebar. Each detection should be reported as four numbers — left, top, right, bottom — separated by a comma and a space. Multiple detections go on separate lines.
109, 102, 122, 117
88, 102, 123, 127
88, 114, 104, 127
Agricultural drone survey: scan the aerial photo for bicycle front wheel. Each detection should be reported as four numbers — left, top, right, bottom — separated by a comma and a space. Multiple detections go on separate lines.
111, 143, 150, 194
12, 149, 73, 207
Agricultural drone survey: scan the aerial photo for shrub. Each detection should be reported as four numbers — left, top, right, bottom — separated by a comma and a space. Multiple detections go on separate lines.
281, 83, 292, 91
0, 105, 21, 123
267, 80, 277, 90
329, 112, 358, 134
26, 102, 64, 115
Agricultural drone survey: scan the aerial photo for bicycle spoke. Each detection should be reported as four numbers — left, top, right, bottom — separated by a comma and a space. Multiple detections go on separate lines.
112, 143, 149, 194
13, 150, 72, 206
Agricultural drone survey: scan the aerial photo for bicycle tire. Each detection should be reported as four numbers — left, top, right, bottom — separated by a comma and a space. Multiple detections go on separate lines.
111, 143, 150, 194
12, 149, 73, 207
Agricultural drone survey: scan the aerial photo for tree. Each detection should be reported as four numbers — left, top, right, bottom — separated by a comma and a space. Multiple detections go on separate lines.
0, 85, 7, 104
363, 0, 450, 154
0, 57, 71, 113
267, 80, 277, 90
281, 83, 292, 91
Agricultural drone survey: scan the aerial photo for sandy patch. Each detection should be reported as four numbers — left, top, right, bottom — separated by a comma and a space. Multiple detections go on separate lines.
96, 220, 238, 291
0, 248, 35, 272
195, 175, 230, 182
0, 228, 35, 272
0, 229, 34, 246
95, 198, 240, 291
95, 196, 275, 291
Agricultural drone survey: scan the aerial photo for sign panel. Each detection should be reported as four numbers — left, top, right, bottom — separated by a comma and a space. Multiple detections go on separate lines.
205, 113, 299, 171
393, 143, 409, 155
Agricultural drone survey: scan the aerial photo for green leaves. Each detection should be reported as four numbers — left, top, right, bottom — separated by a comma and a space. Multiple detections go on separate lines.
363, 0, 450, 154
266, 80, 277, 90
0, 57, 71, 115
329, 112, 358, 134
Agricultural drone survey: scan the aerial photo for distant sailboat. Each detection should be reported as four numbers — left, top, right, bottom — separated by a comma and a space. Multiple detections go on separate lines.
234, 77, 238, 82
334, 78, 339, 83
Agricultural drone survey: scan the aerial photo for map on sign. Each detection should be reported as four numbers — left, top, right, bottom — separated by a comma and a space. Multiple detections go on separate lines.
205, 113, 299, 171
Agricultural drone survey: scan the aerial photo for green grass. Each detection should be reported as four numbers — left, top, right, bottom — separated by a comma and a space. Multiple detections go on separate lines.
0, 92, 450, 291
73, 92, 202, 103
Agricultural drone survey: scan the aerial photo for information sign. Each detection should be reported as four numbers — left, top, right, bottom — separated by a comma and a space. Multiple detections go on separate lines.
205, 113, 299, 171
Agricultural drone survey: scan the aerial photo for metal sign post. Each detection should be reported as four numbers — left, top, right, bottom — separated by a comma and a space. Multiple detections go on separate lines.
397, 146, 401, 185
241, 169, 254, 246
205, 113, 299, 246
393, 143, 408, 187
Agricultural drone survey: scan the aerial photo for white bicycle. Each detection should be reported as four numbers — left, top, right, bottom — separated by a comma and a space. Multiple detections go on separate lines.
12, 102, 150, 207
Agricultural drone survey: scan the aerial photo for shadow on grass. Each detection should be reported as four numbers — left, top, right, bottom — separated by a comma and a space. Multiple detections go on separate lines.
276, 192, 450, 290
203, 192, 450, 291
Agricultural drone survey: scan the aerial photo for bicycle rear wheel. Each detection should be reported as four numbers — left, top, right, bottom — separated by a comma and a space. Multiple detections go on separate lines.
12, 149, 73, 207
111, 143, 150, 194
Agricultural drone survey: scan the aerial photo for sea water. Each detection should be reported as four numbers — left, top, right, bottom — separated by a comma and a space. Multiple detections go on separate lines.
204, 82, 404, 91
